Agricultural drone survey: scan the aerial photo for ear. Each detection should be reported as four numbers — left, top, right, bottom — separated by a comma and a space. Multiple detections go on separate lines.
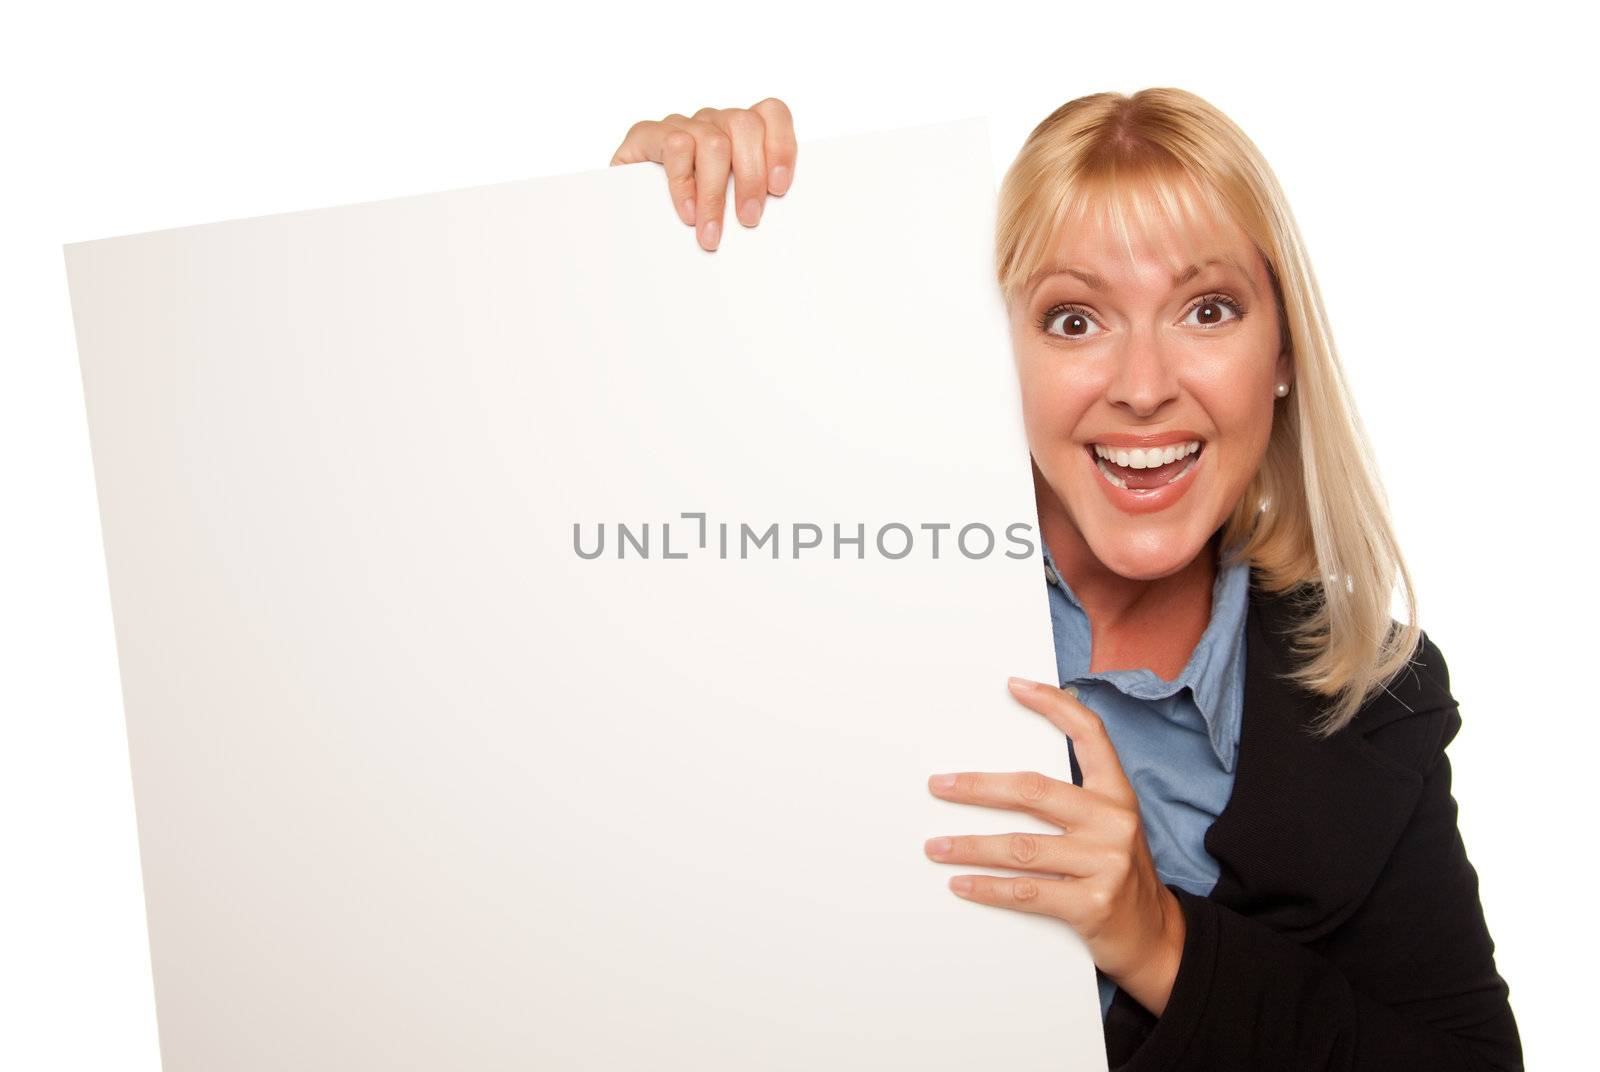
1274, 348, 1293, 392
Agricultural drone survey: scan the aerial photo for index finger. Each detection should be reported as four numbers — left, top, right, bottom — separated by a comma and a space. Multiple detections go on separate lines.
609, 118, 701, 229
926, 769, 1096, 831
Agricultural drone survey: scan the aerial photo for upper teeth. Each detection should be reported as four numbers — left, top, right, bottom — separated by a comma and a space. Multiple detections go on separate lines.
1093, 440, 1201, 468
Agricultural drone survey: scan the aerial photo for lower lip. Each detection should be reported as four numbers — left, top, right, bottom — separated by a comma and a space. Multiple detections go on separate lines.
1085, 444, 1204, 515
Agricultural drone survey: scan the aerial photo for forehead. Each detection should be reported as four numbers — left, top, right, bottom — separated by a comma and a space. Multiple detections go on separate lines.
1013, 165, 1267, 300
1045, 204, 1257, 284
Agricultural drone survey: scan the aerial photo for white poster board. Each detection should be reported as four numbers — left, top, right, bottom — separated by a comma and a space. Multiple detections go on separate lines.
65, 117, 1109, 1071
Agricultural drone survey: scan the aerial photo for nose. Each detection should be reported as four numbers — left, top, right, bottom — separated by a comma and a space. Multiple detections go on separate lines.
1103, 328, 1181, 419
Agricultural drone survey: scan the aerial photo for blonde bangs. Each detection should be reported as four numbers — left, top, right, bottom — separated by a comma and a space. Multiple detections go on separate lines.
999, 138, 1257, 311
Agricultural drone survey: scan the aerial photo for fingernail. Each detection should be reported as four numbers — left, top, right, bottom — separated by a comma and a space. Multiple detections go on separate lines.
949, 876, 973, 895
770, 164, 791, 195
700, 218, 720, 249
929, 773, 957, 790
739, 197, 762, 226
925, 837, 952, 856
1008, 676, 1039, 693
682, 197, 695, 224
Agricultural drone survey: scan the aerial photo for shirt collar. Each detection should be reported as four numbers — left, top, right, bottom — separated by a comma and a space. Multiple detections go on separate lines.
1040, 539, 1252, 772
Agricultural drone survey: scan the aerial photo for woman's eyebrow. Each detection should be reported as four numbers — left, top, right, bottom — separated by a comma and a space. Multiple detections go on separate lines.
1028, 256, 1247, 295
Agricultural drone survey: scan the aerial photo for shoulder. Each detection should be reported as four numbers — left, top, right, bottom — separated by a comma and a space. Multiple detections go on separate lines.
1350, 626, 1463, 773
1342, 626, 1463, 777
1247, 577, 1461, 774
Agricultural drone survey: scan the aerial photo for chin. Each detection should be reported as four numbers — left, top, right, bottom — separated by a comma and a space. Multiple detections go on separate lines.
1080, 523, 1207, 581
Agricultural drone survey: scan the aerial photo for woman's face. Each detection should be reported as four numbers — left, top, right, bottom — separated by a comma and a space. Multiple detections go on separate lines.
1008, 211, 1290, 580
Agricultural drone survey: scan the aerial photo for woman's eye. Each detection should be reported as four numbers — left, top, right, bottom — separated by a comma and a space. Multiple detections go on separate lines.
1039, 307, 1102, 339
1182, 297, 1244, 328
1038, 295, 1244, 339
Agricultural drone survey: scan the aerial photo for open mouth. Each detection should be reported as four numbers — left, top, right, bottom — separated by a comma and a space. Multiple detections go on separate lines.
1085, 440, 1203, 492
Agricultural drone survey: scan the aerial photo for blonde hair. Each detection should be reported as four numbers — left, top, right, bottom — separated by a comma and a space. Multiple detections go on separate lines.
995, 87, 1422, 738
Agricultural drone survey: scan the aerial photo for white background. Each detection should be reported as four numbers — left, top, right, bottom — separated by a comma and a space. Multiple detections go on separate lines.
3, 2, 1591, 1068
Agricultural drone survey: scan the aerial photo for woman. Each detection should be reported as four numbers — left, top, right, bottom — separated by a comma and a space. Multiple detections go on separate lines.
610, 90, 1522, 1071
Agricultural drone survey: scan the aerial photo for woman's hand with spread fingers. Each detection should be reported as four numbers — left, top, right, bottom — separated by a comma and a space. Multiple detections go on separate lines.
924, 676, 1186, 1017
609, 98, 797, 252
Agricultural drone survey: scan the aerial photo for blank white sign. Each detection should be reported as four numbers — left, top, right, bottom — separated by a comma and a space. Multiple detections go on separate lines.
65, 116, 1108, 1070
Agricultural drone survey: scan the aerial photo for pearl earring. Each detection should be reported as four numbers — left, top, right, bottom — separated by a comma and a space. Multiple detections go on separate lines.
1275, 382, 1289, 398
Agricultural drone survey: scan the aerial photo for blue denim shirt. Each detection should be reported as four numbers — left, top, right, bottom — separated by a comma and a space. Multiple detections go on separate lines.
1039, 541, 1251, 1021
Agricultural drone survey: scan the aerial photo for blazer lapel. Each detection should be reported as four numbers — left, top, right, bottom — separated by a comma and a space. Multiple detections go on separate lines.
1200, 573, 1427, 942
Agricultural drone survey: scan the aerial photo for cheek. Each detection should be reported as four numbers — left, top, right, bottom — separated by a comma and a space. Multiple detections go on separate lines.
1212, 398, 1278, 488
1016, 364, 1087, 445
1195, 348, 1277, 438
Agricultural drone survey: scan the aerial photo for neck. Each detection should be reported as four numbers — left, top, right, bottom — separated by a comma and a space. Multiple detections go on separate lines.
1033, 461, 1218, 675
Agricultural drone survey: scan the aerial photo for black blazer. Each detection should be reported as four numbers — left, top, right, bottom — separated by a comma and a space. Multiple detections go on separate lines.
1098, 571, 1523, 1071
